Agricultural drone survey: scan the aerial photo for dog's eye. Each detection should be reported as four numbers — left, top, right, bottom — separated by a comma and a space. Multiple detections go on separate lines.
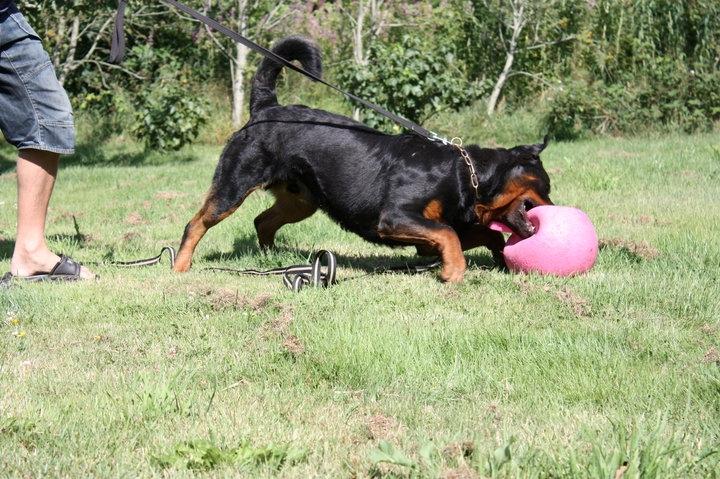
523, 199, 535, 211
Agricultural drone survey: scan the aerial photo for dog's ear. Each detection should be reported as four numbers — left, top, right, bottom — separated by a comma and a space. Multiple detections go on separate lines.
528, 135, 549, 155
512, 136, 549, 158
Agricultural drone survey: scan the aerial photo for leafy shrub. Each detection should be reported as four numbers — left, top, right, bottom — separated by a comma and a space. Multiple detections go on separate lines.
132, 84, 208, 151
337, 34, 481, 132
543, 63, 720, 140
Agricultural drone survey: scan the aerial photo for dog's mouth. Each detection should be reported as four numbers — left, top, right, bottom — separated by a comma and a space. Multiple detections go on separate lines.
489, 200, 537, 239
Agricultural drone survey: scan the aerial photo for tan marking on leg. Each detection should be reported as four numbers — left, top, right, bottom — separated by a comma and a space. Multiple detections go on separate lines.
174, 186, 263, 272
379, 225, 466, 283
254, 184, 317, 249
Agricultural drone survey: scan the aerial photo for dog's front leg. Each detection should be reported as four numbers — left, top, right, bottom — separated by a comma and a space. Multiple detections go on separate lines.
378, 212, 466, 283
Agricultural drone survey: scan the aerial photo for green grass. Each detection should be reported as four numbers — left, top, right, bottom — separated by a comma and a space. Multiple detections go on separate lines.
1, 132, 719, 478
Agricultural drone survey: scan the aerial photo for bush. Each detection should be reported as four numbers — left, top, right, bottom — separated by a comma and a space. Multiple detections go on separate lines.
336, 34, 481, 132
543, 63, 720, 140
132, 84, 208, 151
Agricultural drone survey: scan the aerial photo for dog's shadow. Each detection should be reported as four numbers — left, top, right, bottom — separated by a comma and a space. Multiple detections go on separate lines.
202, 233, 497, 274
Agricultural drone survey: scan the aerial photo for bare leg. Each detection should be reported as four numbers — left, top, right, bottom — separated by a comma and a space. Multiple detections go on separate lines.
10, 149, 94, 278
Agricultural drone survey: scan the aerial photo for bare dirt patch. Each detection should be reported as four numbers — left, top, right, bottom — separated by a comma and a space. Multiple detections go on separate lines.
442, 441, 475, 459
282, 335, 305, 356
700, 324, 718, 336
440, 466, 480, 479
249, 293, 273, 311
122, 232, 141, 242
366, 414, 404, 441
703, 347, 719, 364
154, 191, 185, 201
265, 306, 294, 335
125, 212, 147, 225
207, 288, 244, 311
600, 238, 660, 260
556, 287, 592, 317
203, 288, 274, 313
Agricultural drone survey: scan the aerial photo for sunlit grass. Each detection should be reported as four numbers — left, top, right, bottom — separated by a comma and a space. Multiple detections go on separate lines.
0, 132, 719, 477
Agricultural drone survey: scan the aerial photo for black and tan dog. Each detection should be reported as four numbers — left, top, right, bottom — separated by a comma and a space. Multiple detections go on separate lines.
174, 36, 552, 283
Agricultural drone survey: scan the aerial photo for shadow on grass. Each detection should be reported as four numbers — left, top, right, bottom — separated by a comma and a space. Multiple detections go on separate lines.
0, 234, 93, 261
0, 149, 15, 174
1, 142, 200, 172
202, 233, 498, 274
0, 239, 13, 261
61, 143, 199, 168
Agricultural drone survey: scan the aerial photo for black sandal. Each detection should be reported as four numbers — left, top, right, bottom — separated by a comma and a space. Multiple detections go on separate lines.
1, 255, 91, 285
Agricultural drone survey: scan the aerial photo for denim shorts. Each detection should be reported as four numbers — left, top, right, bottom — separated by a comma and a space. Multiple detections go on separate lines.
0, 5, 75, 154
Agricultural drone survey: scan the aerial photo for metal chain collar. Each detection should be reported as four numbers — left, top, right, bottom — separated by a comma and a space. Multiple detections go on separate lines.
450, 137, 479, 198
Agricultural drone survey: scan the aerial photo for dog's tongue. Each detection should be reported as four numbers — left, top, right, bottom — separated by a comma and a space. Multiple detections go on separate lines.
489, 221, 514, 233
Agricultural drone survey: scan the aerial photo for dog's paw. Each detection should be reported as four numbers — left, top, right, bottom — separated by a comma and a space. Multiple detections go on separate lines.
440, 266, 465, 284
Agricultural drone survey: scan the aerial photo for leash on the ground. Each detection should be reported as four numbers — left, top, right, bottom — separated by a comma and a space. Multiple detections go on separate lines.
109, 247, 441, 293
109, 0, 452, 146
112, 246, 177, 268
204, 250, 337, 293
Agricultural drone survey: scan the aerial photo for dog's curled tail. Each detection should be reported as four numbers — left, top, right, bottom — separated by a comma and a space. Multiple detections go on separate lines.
250, 36, 322, 115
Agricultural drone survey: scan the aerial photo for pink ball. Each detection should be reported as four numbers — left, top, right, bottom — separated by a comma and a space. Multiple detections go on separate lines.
491, 205, 598, 276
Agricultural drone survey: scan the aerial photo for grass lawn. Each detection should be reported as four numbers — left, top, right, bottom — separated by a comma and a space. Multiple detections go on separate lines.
1, 132, 719, 477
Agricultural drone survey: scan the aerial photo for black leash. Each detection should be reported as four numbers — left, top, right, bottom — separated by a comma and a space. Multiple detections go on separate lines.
112, 246, 177, 268
204, 250, 337, 293
108, 247, 441, 292
109, 0, 450, 145
110, 246, 338, 292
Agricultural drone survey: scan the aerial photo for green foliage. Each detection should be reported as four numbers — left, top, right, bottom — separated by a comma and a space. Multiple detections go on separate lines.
132, 84, 208, 151
2, 135, 720, 476
152, 438, 307, 471
120, 45, 209, 151
13, 0, 720, 146
544, 64, 720, 140
337, 35, 480, 132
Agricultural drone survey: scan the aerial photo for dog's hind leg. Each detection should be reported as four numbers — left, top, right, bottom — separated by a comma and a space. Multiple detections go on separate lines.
254, 182, 318, 249
174, 182, 265, 272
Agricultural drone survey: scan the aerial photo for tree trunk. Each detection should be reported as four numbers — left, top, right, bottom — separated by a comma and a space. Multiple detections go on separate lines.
486, 48, 514, 116
487, 0, 525, 116
231, 0, 249, 128
352, 0, 366, 121
59, 16, 80, 87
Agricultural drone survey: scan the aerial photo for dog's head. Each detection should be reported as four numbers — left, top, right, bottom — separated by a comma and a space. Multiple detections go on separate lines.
470, 138, 552, 238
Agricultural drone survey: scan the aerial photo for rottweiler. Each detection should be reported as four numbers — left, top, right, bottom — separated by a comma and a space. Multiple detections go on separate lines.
174, 36, 552, 283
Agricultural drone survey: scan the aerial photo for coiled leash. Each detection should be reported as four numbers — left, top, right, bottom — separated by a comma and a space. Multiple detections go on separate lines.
110, 247, 441, 292
111, 247, 337, 292
204, 250, 337, 293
